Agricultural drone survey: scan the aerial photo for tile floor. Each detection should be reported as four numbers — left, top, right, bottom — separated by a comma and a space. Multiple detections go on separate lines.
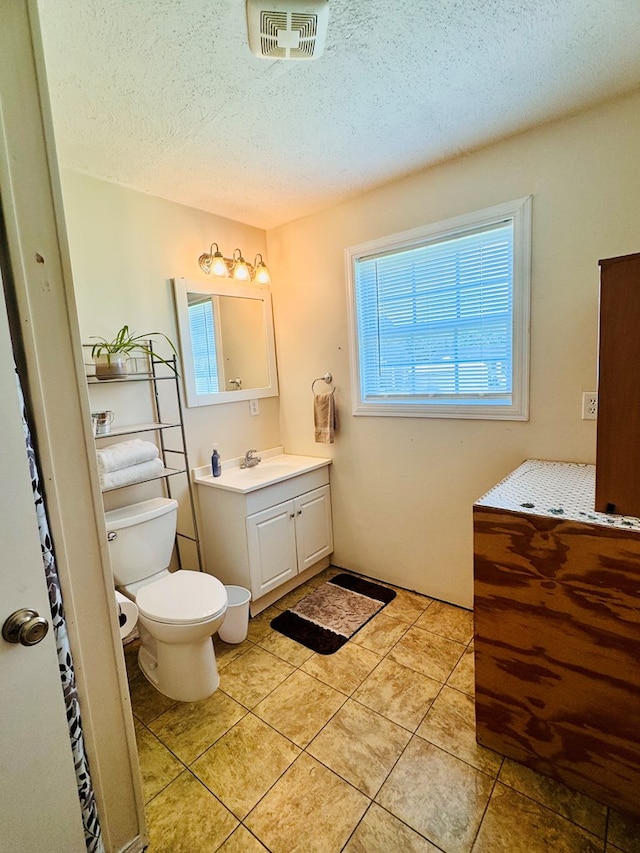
126, 566, 640, 853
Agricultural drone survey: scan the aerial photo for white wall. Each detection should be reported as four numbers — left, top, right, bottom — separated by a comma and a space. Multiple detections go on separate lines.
267, 89, 640, 608
61, 90, 640, 607
60, 171, 281, 488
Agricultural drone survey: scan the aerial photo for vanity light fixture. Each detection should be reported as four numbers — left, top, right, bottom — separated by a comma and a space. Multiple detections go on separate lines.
198, 243, 271, 285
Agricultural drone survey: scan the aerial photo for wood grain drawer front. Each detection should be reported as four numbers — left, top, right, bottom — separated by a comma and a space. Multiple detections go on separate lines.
473, 503, 640, 818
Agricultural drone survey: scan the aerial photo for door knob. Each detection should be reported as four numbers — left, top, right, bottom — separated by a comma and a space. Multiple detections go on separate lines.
2, 608, 50, 646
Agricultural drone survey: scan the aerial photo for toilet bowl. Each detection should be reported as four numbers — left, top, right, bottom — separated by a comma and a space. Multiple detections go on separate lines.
105, 497, 228, 702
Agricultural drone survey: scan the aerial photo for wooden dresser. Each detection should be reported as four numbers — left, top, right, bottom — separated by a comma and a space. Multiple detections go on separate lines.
473, 459, 640, 817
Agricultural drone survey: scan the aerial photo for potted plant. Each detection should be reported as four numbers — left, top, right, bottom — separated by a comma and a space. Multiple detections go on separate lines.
90, 325, 179, 379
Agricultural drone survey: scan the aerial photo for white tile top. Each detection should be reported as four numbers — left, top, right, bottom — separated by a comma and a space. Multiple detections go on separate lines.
475, 459, 640, 531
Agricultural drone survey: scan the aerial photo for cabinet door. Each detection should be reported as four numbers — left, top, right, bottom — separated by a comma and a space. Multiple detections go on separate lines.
595, 252, 640, 516
294, 485, 333, 573
246, 500, 298, 597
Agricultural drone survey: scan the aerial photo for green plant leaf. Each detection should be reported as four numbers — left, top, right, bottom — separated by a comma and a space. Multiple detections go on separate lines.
89, 325, 179, 375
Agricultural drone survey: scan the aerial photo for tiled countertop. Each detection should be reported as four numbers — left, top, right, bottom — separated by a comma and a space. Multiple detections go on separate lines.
475, 459, 640, 531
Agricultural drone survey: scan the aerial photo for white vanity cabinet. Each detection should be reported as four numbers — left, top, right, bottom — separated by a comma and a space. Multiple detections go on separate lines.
247, 484, 332, 598
194, 456, 333, 614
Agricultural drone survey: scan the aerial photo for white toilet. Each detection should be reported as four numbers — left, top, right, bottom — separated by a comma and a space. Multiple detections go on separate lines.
105, 497, 228, 702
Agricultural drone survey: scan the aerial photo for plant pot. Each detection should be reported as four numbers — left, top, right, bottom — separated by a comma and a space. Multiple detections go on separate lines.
94, 353, 128, 380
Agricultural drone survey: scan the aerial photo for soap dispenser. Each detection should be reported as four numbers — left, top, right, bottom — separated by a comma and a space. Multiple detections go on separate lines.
211, 445, 222, 477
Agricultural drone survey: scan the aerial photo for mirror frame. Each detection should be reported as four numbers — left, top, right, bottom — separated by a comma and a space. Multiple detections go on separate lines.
173, 276, 279, 407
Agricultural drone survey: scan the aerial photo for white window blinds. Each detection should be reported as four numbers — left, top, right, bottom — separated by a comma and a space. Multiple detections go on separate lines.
356, 223, 513, 404
347, 197, 531, 419
187, 299, 220, 394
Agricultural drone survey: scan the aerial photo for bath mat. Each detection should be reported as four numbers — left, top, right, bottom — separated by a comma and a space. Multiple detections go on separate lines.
270, 573, 396, 655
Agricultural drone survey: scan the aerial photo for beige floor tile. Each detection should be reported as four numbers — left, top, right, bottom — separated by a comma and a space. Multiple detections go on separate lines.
301, 642, 382, 694
343, 802, 441, 852
129, 673, 178, 725
472, 782, 603, 853
607, 809, 640, 853
134, 720, 184, 803
148, 690, 246, 764
383, 588, 432, 623
217, 826, 270, 853
307, 566, 347, 587
145, 771, 238, 852
245, 753, 369, 853
388, 625, 465, 683
499, 758, 607, 838
219, 645, 295, 708
415, 600, 474, 645
123, 638, 141, 680
214, 637, 255, 671
447, 642, 475, 696
308, 699, 411, 797
351, 612, 409, 655
258, 628, 315, 666
192, 713, 300, 818
353, 657, 442, 730
246, 605, 282, 643
253, 669, 345, 747
376, 737, 494, 853
128, 573, 621, 853
416, 686, 502, 777
273, 580, 318, 609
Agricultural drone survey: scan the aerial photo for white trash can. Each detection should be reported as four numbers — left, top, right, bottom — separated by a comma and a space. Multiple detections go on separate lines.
218, 585, 251, 644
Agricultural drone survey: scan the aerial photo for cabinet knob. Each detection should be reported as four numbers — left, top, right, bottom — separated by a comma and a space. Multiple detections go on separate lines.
289, 512, 295, 518
297, 509, 302, 515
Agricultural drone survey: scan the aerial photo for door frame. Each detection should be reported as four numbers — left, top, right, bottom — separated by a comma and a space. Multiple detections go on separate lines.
0, 3, 145, 850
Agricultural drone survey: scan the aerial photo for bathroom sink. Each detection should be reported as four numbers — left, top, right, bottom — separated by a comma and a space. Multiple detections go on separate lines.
240, 461, 300, 478
192, 450, 331, 494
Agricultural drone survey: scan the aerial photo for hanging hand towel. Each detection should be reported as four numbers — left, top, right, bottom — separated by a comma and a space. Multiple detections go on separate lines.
99, 458, 164, 490
314, 391, 338, 444
96, 439, 159, 473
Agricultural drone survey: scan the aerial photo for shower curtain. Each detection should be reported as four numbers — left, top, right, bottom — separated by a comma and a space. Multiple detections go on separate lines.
16, 366, 104, 853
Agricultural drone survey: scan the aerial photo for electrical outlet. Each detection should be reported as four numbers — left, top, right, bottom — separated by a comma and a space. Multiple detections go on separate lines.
249, 399, 259, 416
582, 392, 598, 420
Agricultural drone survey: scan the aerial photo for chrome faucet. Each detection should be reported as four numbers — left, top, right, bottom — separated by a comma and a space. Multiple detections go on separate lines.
240, 449, 261, 469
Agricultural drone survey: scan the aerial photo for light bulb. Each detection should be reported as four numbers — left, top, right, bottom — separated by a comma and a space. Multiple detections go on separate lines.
211, 254, 229, 277
233, 261, 251, 281
254, 262, 271, 285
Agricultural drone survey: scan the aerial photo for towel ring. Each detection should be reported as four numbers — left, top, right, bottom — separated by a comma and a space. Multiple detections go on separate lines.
312, 372, 335, 394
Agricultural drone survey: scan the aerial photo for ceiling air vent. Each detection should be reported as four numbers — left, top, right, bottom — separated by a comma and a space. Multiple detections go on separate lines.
246, 0, 329, 60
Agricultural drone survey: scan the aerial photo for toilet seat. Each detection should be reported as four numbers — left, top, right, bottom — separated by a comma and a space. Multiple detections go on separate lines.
136, 570, 227, 625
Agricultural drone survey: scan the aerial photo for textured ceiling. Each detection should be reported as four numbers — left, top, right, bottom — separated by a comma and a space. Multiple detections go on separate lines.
37, 0, 640, 229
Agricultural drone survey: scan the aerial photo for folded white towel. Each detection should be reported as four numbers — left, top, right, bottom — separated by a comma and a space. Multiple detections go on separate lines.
100, 458, 164, 490
96, 439, 159, 474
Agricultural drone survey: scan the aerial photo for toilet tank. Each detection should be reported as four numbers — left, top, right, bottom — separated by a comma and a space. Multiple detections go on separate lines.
105, 498, 178, 587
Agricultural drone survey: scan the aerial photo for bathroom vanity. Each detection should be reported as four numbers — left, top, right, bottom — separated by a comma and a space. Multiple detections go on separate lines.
473, 460, 640, 817
194, 450, 333, 615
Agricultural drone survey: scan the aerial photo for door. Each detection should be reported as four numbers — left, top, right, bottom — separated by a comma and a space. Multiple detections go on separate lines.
0, 279, 86, 851
294, 485, 334, 573
246, 500, 298, 596
0, 4, 146, 850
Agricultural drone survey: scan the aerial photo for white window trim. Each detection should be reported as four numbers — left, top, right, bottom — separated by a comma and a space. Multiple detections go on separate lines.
345, 196, 532, 420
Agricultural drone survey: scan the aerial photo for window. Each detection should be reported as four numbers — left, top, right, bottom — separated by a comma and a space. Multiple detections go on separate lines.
346, 197, 531, 419
187, 297, 221, 394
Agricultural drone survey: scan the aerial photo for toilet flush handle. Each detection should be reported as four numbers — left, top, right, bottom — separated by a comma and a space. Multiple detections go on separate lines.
107, 531, 117, 541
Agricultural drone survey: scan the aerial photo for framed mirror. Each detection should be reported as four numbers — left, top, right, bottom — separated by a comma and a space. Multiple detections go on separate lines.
173, 277, 279, 407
